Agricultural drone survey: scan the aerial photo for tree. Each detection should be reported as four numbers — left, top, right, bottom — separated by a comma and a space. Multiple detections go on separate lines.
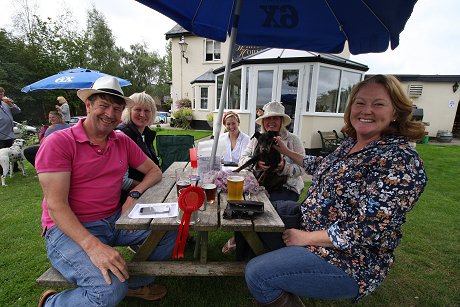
85, 6, 122, 76
120, 42, 161, 93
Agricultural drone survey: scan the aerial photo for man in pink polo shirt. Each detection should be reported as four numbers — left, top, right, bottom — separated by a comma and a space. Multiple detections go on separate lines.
36, 76, 177, 306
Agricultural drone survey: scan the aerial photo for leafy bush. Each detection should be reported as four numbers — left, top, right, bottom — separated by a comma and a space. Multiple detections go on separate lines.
207, 113, 214, 122
172, 108, 192, 129
175, 98, 192, 109
182, 108, 193, 117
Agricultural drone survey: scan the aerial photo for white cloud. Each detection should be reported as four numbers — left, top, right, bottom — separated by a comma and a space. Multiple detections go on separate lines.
350, 0, 459, 75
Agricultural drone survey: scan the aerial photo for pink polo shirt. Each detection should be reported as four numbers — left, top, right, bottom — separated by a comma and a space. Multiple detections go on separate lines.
36, 119, 147, 230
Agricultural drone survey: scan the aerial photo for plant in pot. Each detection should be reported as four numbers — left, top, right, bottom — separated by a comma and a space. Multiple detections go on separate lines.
182, 108, 193, 121
206, 113, 214, 128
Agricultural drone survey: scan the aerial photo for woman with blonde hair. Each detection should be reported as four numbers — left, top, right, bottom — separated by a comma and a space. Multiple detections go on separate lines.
117, 92, 160, 201
55, 96, 71, 123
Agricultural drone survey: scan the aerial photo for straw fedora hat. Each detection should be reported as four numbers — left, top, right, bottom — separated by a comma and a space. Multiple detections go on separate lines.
255, 101, 291, 126
77, 76, 133, 105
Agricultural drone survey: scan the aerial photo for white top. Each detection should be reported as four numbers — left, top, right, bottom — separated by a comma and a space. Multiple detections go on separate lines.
222, 131, 250, 163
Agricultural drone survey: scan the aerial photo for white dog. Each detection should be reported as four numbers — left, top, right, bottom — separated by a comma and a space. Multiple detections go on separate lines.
0, 139, 26, 186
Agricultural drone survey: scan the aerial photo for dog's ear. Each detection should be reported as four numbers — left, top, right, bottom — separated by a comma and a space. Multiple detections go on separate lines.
251, 131, 261, 140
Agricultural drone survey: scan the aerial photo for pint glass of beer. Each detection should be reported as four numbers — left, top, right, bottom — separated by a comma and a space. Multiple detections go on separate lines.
227, 175, 244, 200
202, 183, 217, 204
175, 169, 191, 197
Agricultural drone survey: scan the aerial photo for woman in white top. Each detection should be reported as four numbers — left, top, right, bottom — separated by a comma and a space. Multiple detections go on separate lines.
221, 111, 249, 164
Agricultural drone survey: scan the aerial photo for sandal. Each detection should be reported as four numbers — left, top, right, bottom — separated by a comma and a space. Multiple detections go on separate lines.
222, 236, 236, 254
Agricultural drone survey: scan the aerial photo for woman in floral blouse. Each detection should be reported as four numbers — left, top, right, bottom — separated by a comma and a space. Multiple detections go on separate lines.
245, 75, 427, 306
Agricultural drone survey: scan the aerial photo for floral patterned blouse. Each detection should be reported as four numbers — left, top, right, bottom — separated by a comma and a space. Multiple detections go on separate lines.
301, 135, 427, 299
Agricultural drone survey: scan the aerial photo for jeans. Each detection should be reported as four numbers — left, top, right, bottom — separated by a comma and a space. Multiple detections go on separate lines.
269, 187, 299, 202
245, 246, 359, 304
43, 211, 177, 307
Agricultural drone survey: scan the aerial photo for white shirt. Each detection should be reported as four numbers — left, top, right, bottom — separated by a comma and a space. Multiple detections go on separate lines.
222, 131, 250, 163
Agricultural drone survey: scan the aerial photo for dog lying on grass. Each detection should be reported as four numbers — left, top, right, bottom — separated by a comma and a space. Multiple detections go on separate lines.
0, 139, 26, 186
233, 131, 287, 192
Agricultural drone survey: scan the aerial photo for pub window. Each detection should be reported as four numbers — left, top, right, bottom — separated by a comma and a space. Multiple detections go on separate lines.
205, 39, 221, 62
200, 87, 209, 109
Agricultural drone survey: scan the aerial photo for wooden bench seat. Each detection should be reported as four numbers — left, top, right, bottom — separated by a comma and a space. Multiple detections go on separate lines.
37, 262, 247, 287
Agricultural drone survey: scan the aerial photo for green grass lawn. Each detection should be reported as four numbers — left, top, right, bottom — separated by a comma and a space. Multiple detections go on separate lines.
0, 143, 458, 306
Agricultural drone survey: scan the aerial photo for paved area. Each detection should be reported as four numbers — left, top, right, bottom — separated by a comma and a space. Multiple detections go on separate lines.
428, 138, 460, 146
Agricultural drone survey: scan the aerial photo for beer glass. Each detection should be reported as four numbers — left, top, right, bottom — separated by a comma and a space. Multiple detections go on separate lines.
227, 175, 244, 200
175, 169, 191, 197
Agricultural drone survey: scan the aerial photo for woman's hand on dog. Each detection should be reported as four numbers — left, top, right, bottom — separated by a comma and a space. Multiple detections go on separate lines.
257, 160, 270, 171
273, 136, 289, 155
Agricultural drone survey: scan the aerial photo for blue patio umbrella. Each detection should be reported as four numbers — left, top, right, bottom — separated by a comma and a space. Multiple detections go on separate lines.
136, 0, 417, 165
21, 67, 131, 93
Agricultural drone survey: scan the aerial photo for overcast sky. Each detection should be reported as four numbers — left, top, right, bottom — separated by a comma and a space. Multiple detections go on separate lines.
1, 0, 458, 75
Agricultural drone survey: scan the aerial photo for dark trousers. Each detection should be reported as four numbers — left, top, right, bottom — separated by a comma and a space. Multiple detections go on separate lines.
235, 200, 301, 261
23, 145, 40, 167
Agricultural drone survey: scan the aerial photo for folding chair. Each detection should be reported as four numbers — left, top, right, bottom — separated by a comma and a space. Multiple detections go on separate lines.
156, 135, 195, 171
317, 130, 340, 156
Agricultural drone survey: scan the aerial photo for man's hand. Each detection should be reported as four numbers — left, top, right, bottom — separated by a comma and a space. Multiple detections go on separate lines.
121, 196, 136, 214
2, 97, 14, 107
85, 239, 129, 284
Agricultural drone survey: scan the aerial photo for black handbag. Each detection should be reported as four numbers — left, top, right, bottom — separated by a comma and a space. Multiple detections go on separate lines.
223, 200, 264, 219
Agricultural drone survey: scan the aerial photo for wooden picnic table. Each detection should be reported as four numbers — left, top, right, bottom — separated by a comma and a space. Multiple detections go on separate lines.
115, 161, 285, 276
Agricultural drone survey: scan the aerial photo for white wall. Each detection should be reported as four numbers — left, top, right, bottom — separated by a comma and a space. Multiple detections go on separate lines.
400, 81, 460, 137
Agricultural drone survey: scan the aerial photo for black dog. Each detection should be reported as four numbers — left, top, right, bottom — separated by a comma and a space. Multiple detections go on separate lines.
233, 131, 287, 192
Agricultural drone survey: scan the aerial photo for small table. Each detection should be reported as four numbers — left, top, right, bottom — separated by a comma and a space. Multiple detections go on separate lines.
115, 161, 285, 276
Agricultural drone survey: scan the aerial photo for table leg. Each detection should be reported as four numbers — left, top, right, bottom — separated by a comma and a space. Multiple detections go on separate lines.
192, 232, 209, 264
133, 230, 167, 262
200, 232, 208, 264
241, 231, 265, 255
193, 233, 201, 259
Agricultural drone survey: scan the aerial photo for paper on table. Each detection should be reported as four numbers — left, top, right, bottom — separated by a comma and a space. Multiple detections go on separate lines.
128, 203, 178, 219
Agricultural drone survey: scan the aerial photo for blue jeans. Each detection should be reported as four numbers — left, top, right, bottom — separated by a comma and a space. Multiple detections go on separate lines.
245, 246, 359, 304
43, 211, 177, 307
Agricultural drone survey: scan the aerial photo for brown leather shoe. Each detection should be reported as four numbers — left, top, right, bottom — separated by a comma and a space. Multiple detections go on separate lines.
38, 289, 57, 307
127, 283, 167, 301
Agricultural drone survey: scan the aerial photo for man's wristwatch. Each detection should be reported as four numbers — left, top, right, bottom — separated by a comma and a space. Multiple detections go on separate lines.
128, 191, 142, 199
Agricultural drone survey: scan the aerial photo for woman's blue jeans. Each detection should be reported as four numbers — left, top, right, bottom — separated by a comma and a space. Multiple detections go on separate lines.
43, 211, 177, 307
245, 246, 359, 304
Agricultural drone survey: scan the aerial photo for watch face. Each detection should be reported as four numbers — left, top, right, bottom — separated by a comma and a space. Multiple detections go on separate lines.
129, 191, 141, 199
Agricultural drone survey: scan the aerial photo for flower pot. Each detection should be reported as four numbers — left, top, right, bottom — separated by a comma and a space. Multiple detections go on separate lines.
185, 115, 193, 121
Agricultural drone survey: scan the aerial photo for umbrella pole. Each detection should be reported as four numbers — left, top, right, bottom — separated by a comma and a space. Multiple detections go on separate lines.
210, 0, 243, 167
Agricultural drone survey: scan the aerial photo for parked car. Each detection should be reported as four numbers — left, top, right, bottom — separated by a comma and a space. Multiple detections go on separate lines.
155, 111, 169, 124
13, 121, 37, 138
69, 116, 86, 126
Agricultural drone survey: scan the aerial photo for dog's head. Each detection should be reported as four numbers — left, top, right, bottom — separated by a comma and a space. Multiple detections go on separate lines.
255, 131, 279, 155
12, 139, 25, 148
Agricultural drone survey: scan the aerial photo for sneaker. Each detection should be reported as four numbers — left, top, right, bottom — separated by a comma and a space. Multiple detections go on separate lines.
127, 283, 167, 301
38, 289, 57, 307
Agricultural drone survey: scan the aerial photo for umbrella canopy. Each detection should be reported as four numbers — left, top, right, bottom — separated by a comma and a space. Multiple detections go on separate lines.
137, 0, 416, 55
21, 68, 131, 93
136, 0, 417, 165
